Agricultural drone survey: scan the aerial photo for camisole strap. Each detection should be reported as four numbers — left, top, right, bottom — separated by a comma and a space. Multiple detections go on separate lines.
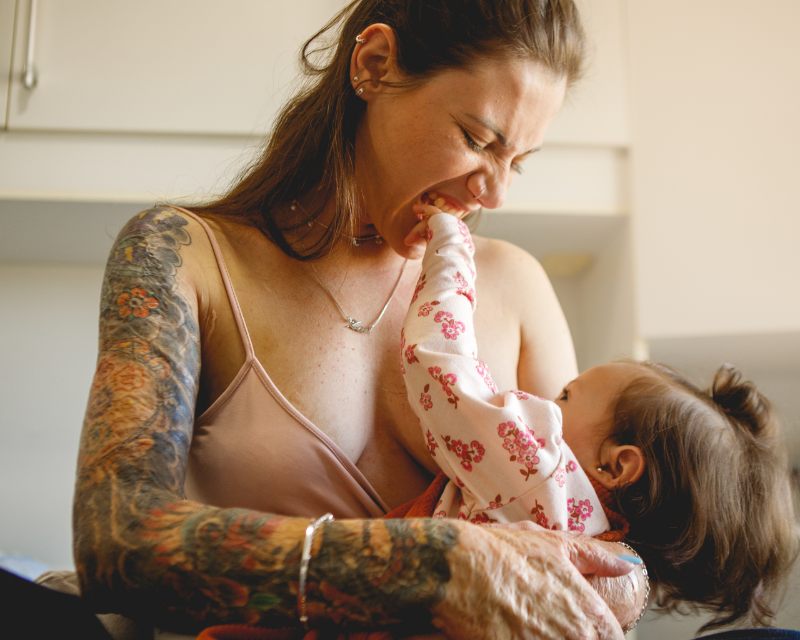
168, 206, 255, 361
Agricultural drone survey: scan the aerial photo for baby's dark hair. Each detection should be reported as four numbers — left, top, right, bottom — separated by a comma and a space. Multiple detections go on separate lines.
611, 361, 799, 632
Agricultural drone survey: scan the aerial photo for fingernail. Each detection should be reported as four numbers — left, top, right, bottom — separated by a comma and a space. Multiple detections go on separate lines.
416, 213, 424, 220
616, 554, 642, 565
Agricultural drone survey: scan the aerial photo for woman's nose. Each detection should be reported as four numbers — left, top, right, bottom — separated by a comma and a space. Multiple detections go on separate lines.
470, 167, 509, 210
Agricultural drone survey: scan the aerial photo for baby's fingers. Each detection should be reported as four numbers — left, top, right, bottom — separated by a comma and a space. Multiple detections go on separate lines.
404, 216, 430, 246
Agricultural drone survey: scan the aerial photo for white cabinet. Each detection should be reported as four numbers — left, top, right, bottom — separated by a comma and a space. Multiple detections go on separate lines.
4, 0, 631, 144
6, 0, 344, 135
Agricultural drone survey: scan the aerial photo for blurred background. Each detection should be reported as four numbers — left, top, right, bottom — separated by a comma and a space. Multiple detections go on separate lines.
0, 1, 798, 637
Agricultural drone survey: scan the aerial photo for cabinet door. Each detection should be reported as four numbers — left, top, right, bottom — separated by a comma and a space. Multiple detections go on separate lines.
7, 0, 345, 134
0, 0, 16, 128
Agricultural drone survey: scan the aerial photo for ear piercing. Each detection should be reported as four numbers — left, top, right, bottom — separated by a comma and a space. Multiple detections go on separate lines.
356, 88, 363, 96
355, 35, 366, 43
597, 467, 604, 473
353, 76, 359, 82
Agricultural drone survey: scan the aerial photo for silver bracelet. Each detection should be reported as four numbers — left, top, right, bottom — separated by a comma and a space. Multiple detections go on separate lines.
616, 542, 650, 634
297, 513, 334, 630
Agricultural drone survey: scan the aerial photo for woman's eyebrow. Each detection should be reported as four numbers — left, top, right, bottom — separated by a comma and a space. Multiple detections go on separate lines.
463, 112, 541, 155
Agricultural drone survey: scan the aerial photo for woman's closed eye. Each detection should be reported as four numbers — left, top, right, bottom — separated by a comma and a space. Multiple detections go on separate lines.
460, 126, 524, 175
558, 387, 569, 401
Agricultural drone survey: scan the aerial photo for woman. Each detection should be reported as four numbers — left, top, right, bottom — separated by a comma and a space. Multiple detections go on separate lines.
72, 0, 642, 637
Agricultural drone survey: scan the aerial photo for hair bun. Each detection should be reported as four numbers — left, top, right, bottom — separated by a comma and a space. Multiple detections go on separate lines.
709, 364, 774, 436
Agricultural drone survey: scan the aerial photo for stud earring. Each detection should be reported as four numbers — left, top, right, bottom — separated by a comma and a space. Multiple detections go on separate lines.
597, 467, 604, 473
355, 35, 366, 43
353, 76, 359, 82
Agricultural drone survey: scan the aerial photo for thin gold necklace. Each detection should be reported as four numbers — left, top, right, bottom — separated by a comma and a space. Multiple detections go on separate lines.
308, 259, 408, 334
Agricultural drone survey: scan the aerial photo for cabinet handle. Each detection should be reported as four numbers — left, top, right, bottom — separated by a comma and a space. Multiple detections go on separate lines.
22, 0, 38, 89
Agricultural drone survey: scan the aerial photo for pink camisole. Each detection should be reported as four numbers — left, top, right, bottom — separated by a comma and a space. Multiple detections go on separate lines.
176, 207, 389, 519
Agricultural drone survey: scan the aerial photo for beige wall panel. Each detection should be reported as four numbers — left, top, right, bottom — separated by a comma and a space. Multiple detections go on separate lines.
547, 0, 631, 146
628, 1, 800, 338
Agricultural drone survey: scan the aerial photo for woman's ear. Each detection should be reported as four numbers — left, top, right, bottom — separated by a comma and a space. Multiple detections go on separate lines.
350, 23, 401, 96
592, 444, 645, 491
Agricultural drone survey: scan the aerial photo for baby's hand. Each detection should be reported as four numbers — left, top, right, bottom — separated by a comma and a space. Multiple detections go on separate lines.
404, 193, 464, 246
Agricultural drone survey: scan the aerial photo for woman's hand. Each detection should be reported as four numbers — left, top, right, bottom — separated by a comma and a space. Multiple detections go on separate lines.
487, 524, 647, 632
585, 544, 647, 633
431, 520, 631, 640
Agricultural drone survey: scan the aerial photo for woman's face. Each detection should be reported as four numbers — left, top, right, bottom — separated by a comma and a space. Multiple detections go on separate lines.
354, 55, 568, 258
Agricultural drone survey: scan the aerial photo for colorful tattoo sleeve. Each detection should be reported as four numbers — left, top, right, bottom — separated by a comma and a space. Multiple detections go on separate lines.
73, 208, 458, 633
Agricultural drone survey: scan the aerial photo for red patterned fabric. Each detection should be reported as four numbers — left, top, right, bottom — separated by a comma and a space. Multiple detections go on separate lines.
383, 473, 450, 519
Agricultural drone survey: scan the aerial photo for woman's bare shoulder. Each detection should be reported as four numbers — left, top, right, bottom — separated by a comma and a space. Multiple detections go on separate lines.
472, 233, 549, 295
112, 206, 249, 294
472, 233, 576, 398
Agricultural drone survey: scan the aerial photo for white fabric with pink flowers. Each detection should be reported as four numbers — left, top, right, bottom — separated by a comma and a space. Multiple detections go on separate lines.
401, 213, 609, 533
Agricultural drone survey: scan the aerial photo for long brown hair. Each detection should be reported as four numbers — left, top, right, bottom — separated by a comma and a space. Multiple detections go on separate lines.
192, 0, 586, 260
613, 362, 799, 631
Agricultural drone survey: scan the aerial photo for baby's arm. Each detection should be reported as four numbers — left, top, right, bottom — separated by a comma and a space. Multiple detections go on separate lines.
402, 213, 565, 515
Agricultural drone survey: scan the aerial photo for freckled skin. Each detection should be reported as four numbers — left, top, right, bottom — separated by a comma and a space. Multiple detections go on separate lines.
73, 208, 458, 633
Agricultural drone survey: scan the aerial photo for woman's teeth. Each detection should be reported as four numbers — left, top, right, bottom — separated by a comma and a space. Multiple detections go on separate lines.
422, 192, 459, 214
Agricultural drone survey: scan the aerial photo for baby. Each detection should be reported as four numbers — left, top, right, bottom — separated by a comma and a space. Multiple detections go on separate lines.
400, 207, 798, 631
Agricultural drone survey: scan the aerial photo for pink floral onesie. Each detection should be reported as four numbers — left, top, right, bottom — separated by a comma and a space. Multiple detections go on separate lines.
401, 213, 609, 534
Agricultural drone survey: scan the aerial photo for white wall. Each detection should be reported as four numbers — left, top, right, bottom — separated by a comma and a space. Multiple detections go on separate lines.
627, 0, 800, 339
0, 263, 104, 569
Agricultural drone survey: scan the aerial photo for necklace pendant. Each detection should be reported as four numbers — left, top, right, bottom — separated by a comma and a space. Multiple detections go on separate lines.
348, 324, 372, 334
346, 317, 368, 333
346, 318, 372, 334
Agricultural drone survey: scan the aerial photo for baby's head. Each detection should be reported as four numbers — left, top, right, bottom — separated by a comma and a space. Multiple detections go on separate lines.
556, 361, 799, 630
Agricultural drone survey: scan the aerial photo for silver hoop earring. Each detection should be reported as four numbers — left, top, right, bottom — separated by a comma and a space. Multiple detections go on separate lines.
356, 88, 363, 96
355, 35, 366, 43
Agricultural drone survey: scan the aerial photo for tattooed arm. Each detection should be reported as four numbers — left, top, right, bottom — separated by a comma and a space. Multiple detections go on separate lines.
74, 207, 628, 638
74, 207, 468, 633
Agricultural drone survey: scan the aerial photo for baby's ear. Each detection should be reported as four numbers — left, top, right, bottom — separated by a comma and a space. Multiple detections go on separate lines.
592, 445, 645, 491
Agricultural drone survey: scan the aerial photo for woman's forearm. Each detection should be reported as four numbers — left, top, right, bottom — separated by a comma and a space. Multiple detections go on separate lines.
75, 484, 458, 631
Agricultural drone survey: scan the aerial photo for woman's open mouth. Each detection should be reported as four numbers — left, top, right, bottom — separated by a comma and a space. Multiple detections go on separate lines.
421, 191, 466, 216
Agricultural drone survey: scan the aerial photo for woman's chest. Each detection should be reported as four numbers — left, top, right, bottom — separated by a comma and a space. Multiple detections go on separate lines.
197, 244, 522, 507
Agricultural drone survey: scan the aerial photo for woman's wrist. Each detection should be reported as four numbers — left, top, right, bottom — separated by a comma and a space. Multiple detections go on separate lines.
303, 518, 459, 630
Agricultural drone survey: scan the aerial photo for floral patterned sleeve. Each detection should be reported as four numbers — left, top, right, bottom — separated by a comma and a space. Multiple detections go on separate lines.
401, 214, 608, 534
